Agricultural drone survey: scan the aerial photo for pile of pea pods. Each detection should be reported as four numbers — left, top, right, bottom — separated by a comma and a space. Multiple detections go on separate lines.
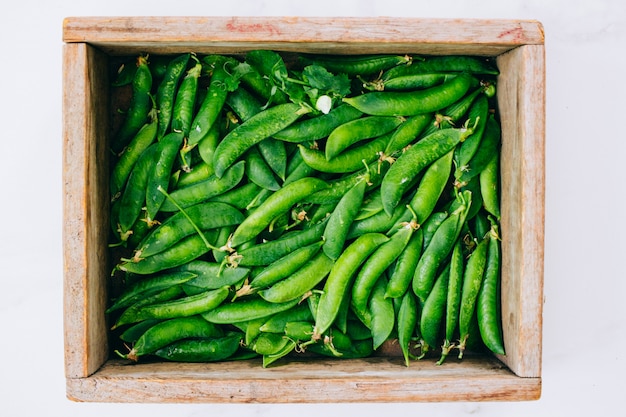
107, 50, 505, 367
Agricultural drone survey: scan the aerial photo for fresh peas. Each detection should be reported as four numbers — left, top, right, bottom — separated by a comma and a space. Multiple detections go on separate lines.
109, 50, 506, 368
342, 73, 474, 117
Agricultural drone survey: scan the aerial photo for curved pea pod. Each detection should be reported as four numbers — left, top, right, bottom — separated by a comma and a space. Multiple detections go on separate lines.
397, 290, 418, 366
202, 296, 300, 324
242, 50, 290, 105
261, 337, 298, 368
110, 111, 158, 201
226, 85, 263, 122
351, 224, 415, 326
298, 53, 412, 77
257, 138, 287, 181
476, 224, 505, 355
208, 182, 262, 211
236, 218, 328, 267
175, 260, 250, 294
259, 303, 314, 333
229, 177, 329, 248
298, 132, 392, 174
116, 232, 215, 275
342, 73, 474, 117
120, 316, 223, 361
480, 155, 501, 221
384, 113, 432, 155
385, 228, 423, 299
313, 233, 389, 339
133, 201, 244, 260
113, 285, 186, 330
457, 114, 501, 183
407, 149, 454, 226
116, 286, 231, 326
368, 275, 395, 349
170, 58, 202, 138
155, 53, 191, 139
322, 178, 368, 260
244, 241, 324, 292
154, 332, 243, 362
421, 211, 449, 251
258, 252, 333, 304
382, 55, 499, 79
372, 73, 456, 92
458, 236, 489, 358
346, 197, 410, 240
381, 124, 474, 216
273, 104, 363, 143
244, 145, 281, 191
325, 116, 404, 160
213, 102, 310, 178
453, 94, 490, 178
106, 270, 197, 313
145, 131, 185, 222
159, 160, 245, 212
111, 55, 153, 153
412, 192, 471, 303
116, 143, 159, 241
187, 56, 232, 148
420, 263, 450, 349
437, 238, 465, 365
119, 319, 163, 344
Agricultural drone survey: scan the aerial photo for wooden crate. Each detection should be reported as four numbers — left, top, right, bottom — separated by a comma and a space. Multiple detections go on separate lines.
62, 16, 545, 403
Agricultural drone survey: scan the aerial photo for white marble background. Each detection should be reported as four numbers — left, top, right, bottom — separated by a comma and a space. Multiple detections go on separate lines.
1, 0, 624, 415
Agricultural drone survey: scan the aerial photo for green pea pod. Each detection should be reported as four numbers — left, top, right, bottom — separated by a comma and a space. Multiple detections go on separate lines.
110, 110, 158, 201
117, 286, 231, 325
197, 115, 223, 168
113, 285, 186, 330
117, 233, 215, 275
273, 104, 363, 143
243, 50, 290, 105
154, 332, 243, 362
477, 224, 505, 355
145, 131, 185, 222
397, 290, 418, 366
453, 94, 489, 178
412, 192, 471, 303
384, 113, 432, 155
346, 197, 410, 240
368, 274, 395, 349
236, 218, 328, 266
213, 102, 310, 178
259, 303, 314, 333
244, 145, 281, 191
313, 233, 389, 338
106, 270, 197, 313
119, 319, 162, 344
437, 238, 465, 365
230, 177, 329, 247
458, 236, 489, 358
459, 114, 501, 183
375, 73, 456, 92
121, 316, 223, 361
298, 132, 392, 174
257, 138, 287, 181
322, 178, 368, 260
258, 252, 333, 304
385, 228, 423, 299
342, 73, 473, 117
187, 56, 233, 147
420, 263, 450, 349
262, 338, 298, 368
299, 53, 411, 77
226, 85, 263, 122
382, 55, 499, 79
325, 116, 404, 160
480, 155, 501, 221
176, 260, 250, 294
409, 149, 454, 225
176, 160, 214, 189
208, 182, 262, 211
381, 124, 473, 216
202, 296, 300, 324
116, 143, 158, 240
246, 241, 324, 291
159, 160, 245, 211
134, 201, 244, 260
112, 55, 153, 153
171, 58, 202, 137
351, 224, 414, 326
421, 211, 449, 251
155, 53, 191, 139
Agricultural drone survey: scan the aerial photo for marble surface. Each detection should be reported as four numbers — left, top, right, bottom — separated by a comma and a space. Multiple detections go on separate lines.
1, 0, 625, 415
